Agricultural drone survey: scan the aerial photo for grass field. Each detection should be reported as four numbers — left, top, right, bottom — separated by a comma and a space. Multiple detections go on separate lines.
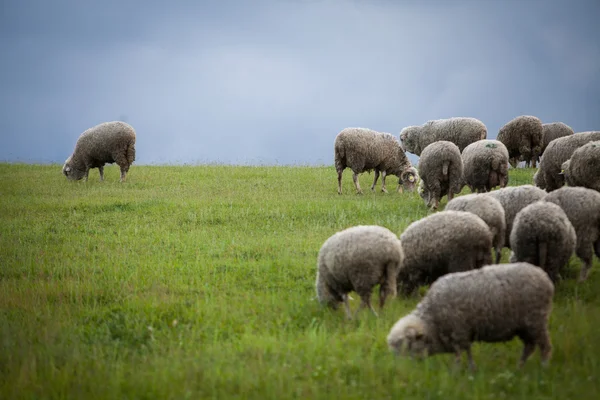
1, 163, 599, 399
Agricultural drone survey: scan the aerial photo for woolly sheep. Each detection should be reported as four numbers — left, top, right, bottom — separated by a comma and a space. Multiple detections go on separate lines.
496, 115, 543, 168
315, 225, 404, 319
543, 186, 600, 281
534, 131, 600, 192
387, 262, 554, 370
561, 141, 600, 192
484, 185, 547, 249
445, 194, 506, 264
461, 139, 509, 193
417, 141, 464, 210
539, 122, 574, 160
62, 121, 136, 182
334, 127, 418, 195
397, 210, 493, 296
399, 117, 487, 156
509, 201, 576, 283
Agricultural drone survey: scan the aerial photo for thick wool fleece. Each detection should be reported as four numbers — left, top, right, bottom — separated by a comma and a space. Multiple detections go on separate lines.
562, 140, 600, 192
461, 140, 509, 193
417, 141, 464, 210
496, 115, 543, 168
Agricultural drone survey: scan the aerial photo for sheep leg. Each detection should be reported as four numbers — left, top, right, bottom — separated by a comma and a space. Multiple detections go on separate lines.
518, 341, 536, 368
370, 170, 380, 191
578, 260, 592, 282
84, 169, 90, 182
119, 165, 129, 182
352, 172, 363, 194
337, 170, 343, 195
537, 329, 552, 367
380, 171, 388, 193
98, 166, 104, 181
594, 238, 600, 259
356, 295, 378, 318
342, 295, 353, 320
466, 347, 476, 372
494, 247, 502, 264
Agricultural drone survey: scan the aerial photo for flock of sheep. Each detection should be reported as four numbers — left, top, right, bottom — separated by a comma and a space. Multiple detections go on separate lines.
61, 117, 600, 370
325, 116, 600, 369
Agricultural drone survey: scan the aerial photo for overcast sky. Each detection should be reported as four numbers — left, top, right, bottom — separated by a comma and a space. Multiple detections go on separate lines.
1, 0, 599, 166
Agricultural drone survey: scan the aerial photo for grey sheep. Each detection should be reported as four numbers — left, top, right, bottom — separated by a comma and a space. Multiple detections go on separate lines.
445, 194, 506, 264
316, 225, 404, 319
561, 141, 600, 192
387, 262, 554, 370
534, 131, 600, 192
496, 115, 543, 168
399, 117, 487, 156
417, 141, 464, 210
334, 127, 418, 195
62, 121, 136, 182
539, 122, 574, 160
543, 186, 600, 281
509, 201, 576, 283
397, 210, 493, 296
461, 139, 509, 193
484, 185, 547, 249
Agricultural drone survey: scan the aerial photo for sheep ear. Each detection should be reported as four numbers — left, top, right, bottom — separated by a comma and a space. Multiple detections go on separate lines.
405, 327, 417, 339
65, 166, 71, 172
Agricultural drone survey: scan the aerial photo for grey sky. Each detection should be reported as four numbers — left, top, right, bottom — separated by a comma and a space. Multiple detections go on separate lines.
1, 0, 599, 165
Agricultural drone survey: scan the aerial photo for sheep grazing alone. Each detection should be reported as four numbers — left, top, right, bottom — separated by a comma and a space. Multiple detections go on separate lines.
387, 263, 554, 370
62, 121, 136, 182
496, 115, 543, 168
509, 201, 576, 283
561, 141, 600, 192
461, 139, 509, 193
399, 117, 487, 156
417, 141, 464, 210
445, 194, 506, 264
397, 210, 493, 296
334, 127, 418, 195
484, 185, 547, 249
539, 122, 574, 160
534, 131, 600, 192
315, 225, 404, 319
543, 186, 600, 281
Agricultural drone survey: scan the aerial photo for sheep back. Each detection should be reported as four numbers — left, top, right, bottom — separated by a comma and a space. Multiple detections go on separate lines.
536, 131, 600, 192
562, 141, 600, 192
417, 141, 464, 209
540, 122, 575, 156
461, 139, 509, 192
496, 115, 543, 168
509, 201, 576, 282
397, 210, 493, 295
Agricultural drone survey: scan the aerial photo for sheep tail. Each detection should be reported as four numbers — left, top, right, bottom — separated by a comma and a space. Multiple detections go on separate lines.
126, 142, 136, 164
384, 260, 398, 299
334, 143, 345, 173
442, 160, 449, 176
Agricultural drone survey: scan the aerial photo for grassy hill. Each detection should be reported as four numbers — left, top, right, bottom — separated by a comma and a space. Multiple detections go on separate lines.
0, 163, 598, 399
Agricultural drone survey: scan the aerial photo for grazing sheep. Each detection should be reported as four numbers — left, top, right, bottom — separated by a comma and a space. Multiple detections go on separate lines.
461, 139, 510, 193
417, 141, 464, 210
334, 127, 418, 195
539, 122, 575, 160
561, 141, 600, 192
445, 194, 506, 264
543, 186, 600, 281
316, 225, 404, 319
387, 262, 554, 370
496, 115, 543, 168
509, 201, 576, 283
484, 185, 547, 248
399, 117, 487, 156
535, 131, 600, 192
62, 121, 136, 182
397, 211, 493, 296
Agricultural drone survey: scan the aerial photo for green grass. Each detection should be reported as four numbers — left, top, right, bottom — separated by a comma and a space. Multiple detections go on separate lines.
0, 163, 598, 399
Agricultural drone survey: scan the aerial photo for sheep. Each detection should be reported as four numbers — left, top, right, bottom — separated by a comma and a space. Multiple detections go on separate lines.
461, 139, 509, 193
399, 117, 487, 156
62, 121, 136, 182
445, 194, 506, 264
387, 262, 554, 370
496, 115, 543, 168
534, 131, 600, 192
416, 141, 464, 210
509, 201, 576, 283
561, 141, 600, 192
539, 122, 575, 160
315, 225, 404, 319
484, 185, 547, 249
397, 210, 493, 296
334, 127, 418, 195
543, 186, 600, 281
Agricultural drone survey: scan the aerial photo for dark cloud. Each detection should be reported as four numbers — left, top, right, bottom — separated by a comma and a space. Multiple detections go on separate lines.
1, 0, 599, 165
